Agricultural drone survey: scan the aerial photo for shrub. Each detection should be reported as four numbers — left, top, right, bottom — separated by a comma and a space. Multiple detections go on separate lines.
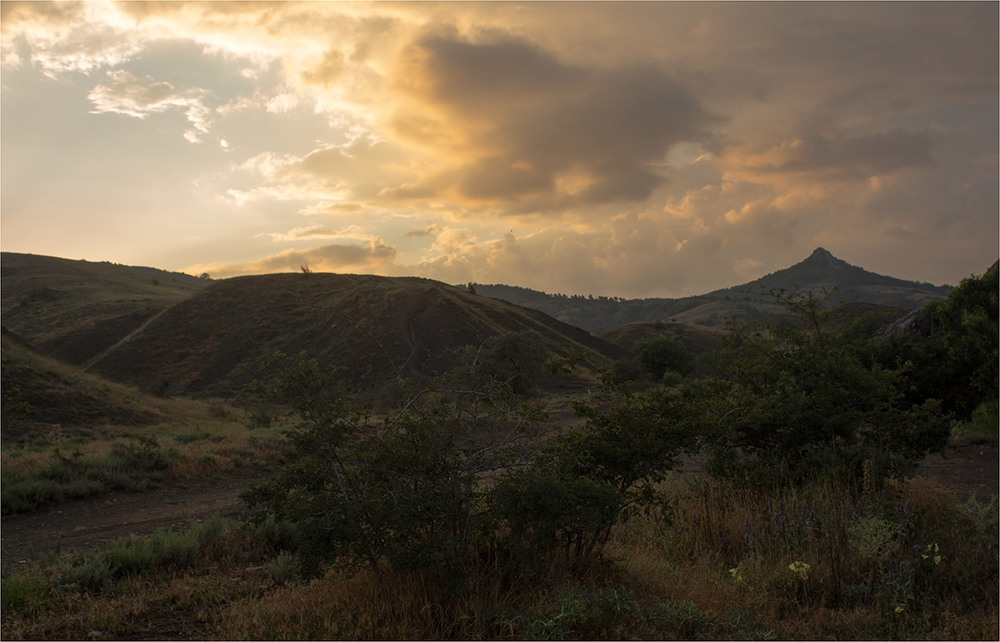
699, 290, 950, 490
242, 349, 548, 584
634, 337, 694, 380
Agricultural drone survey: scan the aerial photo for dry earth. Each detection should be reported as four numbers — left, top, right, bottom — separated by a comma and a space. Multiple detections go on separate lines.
1, 444, 996, 563
1, 471, 260, 562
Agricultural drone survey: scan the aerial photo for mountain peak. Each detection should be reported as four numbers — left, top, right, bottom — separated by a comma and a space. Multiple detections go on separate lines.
805, 247, 841, 265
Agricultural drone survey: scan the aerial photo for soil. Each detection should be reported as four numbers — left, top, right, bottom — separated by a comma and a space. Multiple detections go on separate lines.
1, 444, 996, 564
916, 441, 999, 503
0, 471, 263, 563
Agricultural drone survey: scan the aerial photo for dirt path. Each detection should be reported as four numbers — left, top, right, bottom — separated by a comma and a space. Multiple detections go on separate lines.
916, 441, 999, 502
1, 472, 262, 562
2, 444, 995, 564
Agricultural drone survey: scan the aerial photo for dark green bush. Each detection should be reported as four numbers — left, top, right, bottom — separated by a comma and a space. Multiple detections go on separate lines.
699, 290, 951, 490
635, 337, 694, 380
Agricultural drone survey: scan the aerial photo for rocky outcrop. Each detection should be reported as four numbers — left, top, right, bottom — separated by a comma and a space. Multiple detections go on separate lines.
877, 305, 938, 337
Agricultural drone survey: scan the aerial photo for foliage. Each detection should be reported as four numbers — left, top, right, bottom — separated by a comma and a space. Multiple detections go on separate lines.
876, 268, 998, 421
242, 348, 548, 584
482, 375, 697, 567
1, 437, 178, 514
634, 337, 694, 380
924, 267, 999, 413
1, 385, 30, 430
453, 330, 548, 395
243, 334, 698, 584
698, 289, 950, 490
4, 446, 996, 641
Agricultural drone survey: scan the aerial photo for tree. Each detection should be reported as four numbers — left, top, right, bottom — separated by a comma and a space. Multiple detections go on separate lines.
923, 267, 998, 418
699, 290, 950, 490
484, 379, 696, 563
242, 347, 547, 584
634, 337, 694, 380
871, 267, 998, 422
452, 331, 548, 395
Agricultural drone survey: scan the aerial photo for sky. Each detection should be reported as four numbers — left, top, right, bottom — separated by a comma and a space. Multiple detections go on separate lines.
1, 1, 997, 298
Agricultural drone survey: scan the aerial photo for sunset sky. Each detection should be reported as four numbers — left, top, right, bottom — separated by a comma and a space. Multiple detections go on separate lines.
2, 1, 997, 297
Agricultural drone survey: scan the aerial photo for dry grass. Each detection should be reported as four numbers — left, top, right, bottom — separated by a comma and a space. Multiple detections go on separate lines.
4, 468, 996, 640
3, 431, 995, 640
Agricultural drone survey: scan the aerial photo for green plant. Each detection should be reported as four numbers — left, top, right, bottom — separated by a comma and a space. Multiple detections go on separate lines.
0, 575, 49, 617
634, 336, 694, 380
242, 349, 548, 585
699, 289, 951, 491
849, 516, 900, 562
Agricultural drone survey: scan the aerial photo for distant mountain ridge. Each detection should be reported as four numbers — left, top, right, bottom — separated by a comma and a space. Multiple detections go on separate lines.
0, 249, 953, 398
472, 248, 953, 332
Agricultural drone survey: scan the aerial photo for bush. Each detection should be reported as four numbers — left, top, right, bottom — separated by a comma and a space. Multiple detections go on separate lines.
242, 349, 548, 584
876, 268, 998, 421
242, 338, 696, 587
634, 337, 694, 380
699, 290, 950, 490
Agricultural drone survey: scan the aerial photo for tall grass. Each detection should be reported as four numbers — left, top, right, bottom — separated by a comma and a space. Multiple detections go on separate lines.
610, 473, 998, 640
1, 437, 177, 514
2, 415, 283, 515
2, 475, 996, 640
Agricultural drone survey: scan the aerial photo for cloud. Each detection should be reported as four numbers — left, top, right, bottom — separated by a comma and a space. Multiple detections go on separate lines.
381, 32, 722, 213
1, 2, 144, 75
406, 225, 442, 238
723, 130, 934, 184
88, 70, 211, 142
397, 219, 731, 297
188, 238, 398, 278
229, 139, 421, 212
264, 225, 372, 242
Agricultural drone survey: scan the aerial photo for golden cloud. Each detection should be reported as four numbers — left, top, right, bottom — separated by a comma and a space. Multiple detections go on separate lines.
381, 32, 722, 213
187, 238, 398, 279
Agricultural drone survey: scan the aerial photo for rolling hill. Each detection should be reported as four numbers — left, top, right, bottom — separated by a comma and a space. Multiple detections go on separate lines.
1, 252, 209, 366
472, 248, 953, 332
84, 272, 625, 398
0, 248, 956, 401
1, 327, 165, 442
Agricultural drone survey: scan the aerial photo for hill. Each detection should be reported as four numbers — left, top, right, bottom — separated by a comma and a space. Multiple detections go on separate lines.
1, 252, 210, 366
598, 320, 726, 355
472, 248, 952, 332
1, 327, 165, 443
86, 273, 626, 398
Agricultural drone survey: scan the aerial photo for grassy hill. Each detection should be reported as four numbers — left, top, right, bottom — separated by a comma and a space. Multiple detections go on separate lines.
598, 320, 726, 354
86, 273, 625, 398
472, 248, 952, 332
2, 327, 178, 443
1, 252, 209, 366
0, 249, 949, 400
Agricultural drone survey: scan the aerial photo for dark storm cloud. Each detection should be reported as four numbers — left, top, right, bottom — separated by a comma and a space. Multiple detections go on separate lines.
734, 130, 934, 182
387, 33, 722, 210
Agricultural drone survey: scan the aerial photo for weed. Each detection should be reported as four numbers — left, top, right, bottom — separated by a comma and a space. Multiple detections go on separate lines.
0, 575, 49, 617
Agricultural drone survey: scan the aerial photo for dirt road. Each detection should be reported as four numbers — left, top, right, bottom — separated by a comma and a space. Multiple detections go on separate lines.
1, 472, 257, 562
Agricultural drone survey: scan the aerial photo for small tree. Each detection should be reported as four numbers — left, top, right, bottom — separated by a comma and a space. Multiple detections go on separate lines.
634, 337, 694, 380
453, 331, 548, 395
485, 380, 696, 563
242, 349, 547, 584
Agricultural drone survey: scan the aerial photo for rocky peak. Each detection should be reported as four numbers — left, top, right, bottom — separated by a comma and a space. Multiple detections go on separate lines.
804, 247, 846, 268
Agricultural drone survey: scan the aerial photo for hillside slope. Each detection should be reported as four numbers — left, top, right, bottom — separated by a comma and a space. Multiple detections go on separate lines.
473, 248, 952, 332
87, 273, 626, 397
1, 327, 165, 443
1, 252, 209, 365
